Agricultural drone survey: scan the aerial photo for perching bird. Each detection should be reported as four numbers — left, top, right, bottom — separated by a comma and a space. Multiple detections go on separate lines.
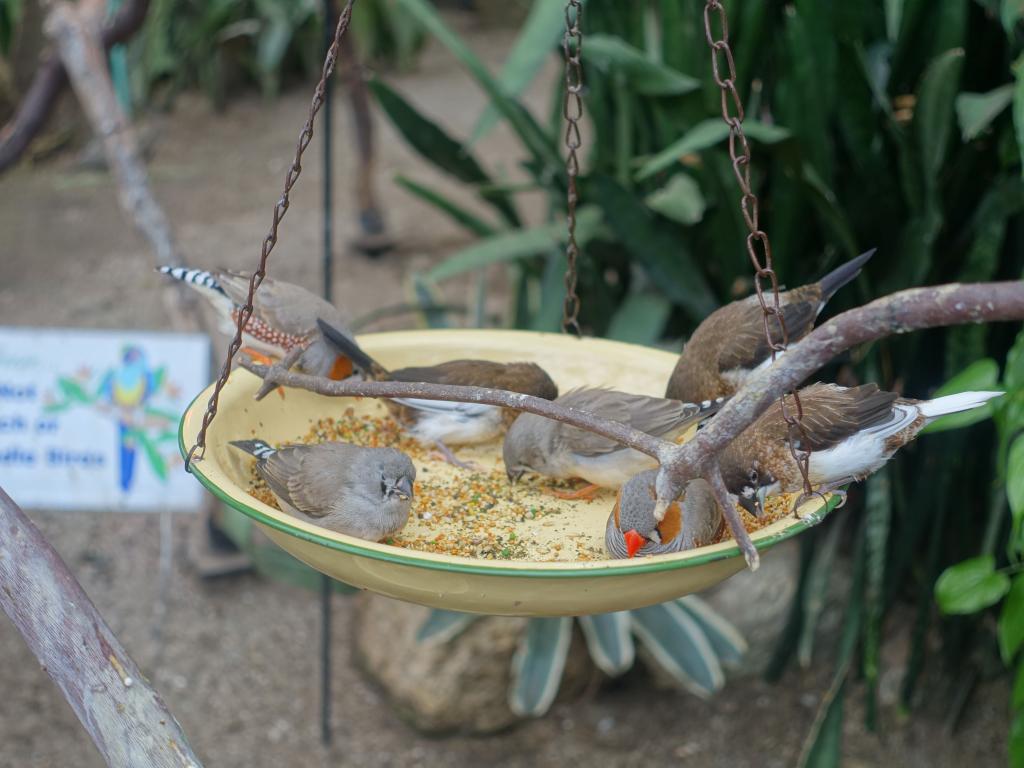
665, 249, 876, 403
317, 318, 559, 468
605, 471, 722, 558
718, 382, 1002, 515
159, 266, 356, 380
98, 345, 160, 492
503, 388, 725, 499
230, 439, 416, 541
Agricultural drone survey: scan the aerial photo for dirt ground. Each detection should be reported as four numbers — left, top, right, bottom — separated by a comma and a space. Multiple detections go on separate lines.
0, 17, 1011, 768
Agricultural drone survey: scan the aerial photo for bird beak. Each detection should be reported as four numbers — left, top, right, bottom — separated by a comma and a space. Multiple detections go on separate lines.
394, 476, 414, 500
507, 468, 524, 485
624, 529, 645, 559
736, 492, 762, 518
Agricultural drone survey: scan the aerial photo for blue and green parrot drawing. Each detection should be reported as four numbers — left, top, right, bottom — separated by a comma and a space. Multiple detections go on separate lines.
98, 345, 160, 491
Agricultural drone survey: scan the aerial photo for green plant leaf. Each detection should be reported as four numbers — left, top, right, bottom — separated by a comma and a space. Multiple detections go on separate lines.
509, 617, 573, 717
675, 596, 747, 668
583, 35, 700, 96
415, 609, 481, 644
636, 119, 791, 180
956, 85, 1015, 141
426, 207, 601, 282
631, 601, 724, 697
915, 47, 965, 189
1008, 436, 1024, 529
1007, 327, 1024, 391
470, 0, 573, 144
1001, 575, 1024, 662
606, 292, 672, 345
394, 175, 498, 238
1014, 55, 1024, 178
645, 173, 706, 225
798, 518, 844, 668
798, 675, 847, 768
1013, 712, 1024, 768
409, 273, 450, 328
578, 612, 635, 676
1014, 659, 1024, 708
935, 555, 1010, 614
591, 175, 716, 321
885, 0, 904, 41
369, 78, 519, 227
530, 250, 571, 332
1003, 0, 1024, 35
393, 0, 560, 175
920, 359, 1001, 434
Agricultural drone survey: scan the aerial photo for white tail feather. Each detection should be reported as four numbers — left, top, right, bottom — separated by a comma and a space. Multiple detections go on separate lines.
918, 391, 1003, 420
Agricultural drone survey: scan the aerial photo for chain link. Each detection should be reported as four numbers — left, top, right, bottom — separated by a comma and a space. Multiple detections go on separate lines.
560, 0, 584, 336
186, 0, 357, 470
701, 0, 813, 498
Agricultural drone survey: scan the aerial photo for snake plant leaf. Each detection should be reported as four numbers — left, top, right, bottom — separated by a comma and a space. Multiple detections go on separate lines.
407, 274, 450, 329
644, 173, 706, 225
798, 673, 848, 768
630, 601, 724, 697
1007, 436, 1024, 536
394, 175, 498, 238
369, 78, 520, 227
470, 0, 577, 144
1003, 0, 1024, 35
509, 617, 573, 717
393, 0, 561, 176
578, 612, 635, 676
885, 0, 904, 41
862, 470, 892, 728
919, 359, 1001, 434
583, 35, 700, 96
415, 609, 482, 644
530, 250, 570, 332
1000, 575, 1024, 663
674, 596, 747, 668
956, 85, 1014, 141
915, 48, 965, 189
935, 555, 1011, 614
635, 119, 791, 181
425, 206, 602, 282
592, 175, 716, 321
606, 292, 672, 345
1013, 55, 1024, 178
798, 518, 844, 668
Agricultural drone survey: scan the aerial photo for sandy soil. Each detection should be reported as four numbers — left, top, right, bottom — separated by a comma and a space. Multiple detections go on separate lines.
0, 16, 1011, 768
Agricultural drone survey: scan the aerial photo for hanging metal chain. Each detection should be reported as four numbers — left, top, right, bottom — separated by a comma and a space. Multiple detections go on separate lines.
701, 0, 813, 498
185, 0, 357, 470
561, 0, 584, 336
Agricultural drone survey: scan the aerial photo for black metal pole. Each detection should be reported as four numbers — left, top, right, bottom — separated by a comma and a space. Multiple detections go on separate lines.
319, 0, 335, 748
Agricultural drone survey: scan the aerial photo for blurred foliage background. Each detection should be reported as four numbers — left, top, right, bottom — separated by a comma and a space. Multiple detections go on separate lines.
4, 0, 1024, 764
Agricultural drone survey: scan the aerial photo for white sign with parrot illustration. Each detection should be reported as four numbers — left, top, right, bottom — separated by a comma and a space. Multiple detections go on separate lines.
0, 328, 209, 511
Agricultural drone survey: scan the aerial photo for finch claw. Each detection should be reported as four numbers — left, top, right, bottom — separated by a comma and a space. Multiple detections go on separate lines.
549, 483, 602, 501
432, 441, 480, 471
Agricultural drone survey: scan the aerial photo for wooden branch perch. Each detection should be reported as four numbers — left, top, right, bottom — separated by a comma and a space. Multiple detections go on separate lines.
0, 486, 203, 767
240, 280, 1024, 571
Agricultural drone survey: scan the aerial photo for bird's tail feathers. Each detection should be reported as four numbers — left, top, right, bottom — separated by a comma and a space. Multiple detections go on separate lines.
229, 439, 277, 460
817, 248, 877, 301
316, 319, 389, 378
918, 391, 1003, 420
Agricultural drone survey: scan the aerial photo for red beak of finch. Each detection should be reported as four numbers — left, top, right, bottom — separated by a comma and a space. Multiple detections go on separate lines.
624, 529, 645, 558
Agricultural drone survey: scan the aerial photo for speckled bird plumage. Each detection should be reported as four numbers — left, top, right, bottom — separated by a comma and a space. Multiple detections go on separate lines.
503, 388, 725, 489
605, 471, 722, 558
159, 266, 356, 379
718, 382, 1002, 513
230, 439, 416, 541
318, 319, 559, 449
665, 249, 876, 403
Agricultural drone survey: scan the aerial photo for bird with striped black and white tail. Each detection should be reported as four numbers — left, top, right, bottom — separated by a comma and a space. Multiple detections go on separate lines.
716, 382, 1003, 515
158, 266, 358, 380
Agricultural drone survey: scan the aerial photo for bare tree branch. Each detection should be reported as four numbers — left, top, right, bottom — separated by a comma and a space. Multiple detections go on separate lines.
0, 487, 203, 767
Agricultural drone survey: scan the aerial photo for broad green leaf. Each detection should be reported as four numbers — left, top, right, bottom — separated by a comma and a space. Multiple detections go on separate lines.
675, 596, 747, 667
1007, 436, 1024, 525
1007, 327, 1024, 391
645, 173, 706, 225
578, 612, 635, 676
636, 119, 791, 180
1003, 0, 1024, 35
369, 78, 519, 227
583, 35, 700, 96
1012, 55, 1024, 179
1014, 660, 1024, 708
934, 555, 1010, 614
915, 48, 964, 189
470, 0, 573, 144
426, 206, 601, 282
885, 0, 904, 41
631, 601, 724, 697
800, 163, 861, 260
416, 609, 480, 643
591, 175, 717, 321
394, 175, 498, 238
956, 86, 1014, 141
393, 0, 560, 174
1000, 575, 1024, 662
606, 292, 671, 345
530, 250, 570, 332
509, 617, 572, 716
1013, 711, 1024, 768
920, 359, 1001, 434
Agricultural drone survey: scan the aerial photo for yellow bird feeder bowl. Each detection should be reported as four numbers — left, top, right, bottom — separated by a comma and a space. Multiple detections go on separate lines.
180, 329, 837, 617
